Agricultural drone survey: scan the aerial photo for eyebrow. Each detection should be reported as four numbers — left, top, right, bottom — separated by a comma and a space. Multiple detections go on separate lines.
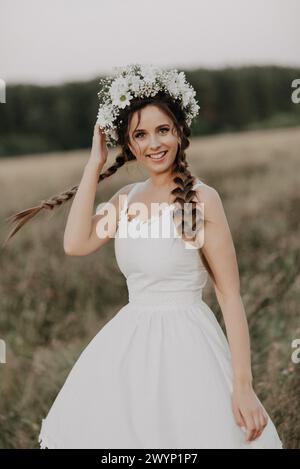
134, 124, 170, 133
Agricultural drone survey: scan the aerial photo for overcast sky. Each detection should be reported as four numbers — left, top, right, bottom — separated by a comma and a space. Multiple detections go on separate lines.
1, 0, 299, 85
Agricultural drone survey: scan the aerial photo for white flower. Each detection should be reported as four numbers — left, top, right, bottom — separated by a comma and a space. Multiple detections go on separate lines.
181, 88, 195, 107
112, 91, 132, 109
108, 128, 118, 141
108, 76, 134, 109
128, 75, 142, 93
140, 64, 158, 83
166, 77, 181, 98
176, 71, 186, 87
96, 104, 114, 127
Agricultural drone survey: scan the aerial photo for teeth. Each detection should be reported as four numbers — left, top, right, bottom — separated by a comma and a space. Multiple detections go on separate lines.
148, 151, 166, 159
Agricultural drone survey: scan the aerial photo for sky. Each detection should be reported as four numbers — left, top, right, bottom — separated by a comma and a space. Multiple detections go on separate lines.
1, 0, 299, 85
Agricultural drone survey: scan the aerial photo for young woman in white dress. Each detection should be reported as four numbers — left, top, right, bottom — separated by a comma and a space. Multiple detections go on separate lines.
3, 64, 283, 449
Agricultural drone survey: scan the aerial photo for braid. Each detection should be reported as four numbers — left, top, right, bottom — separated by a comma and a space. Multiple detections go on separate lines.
1, 184, 78, 249
1, 152, 132, 249
169, 130, 200, 238
170, 139, 214, 283
98, 154, 128, 181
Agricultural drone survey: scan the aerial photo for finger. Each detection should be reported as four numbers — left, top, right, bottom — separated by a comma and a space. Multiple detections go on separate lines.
252, 414, 261, 441
94, 123, 104, 136
245, 416, 256, 442
232, 398, 247, 429
232, 401, 242, 427
263, 412, 269, 427
235, 407, 248, 437
99, 129, 106, 140
259, 411, 267, 431
260, 411, 269, 438
248, 427, 257, 442
254, 429, 263, 440
237, 409, 247, 429
93, 126, 100, 137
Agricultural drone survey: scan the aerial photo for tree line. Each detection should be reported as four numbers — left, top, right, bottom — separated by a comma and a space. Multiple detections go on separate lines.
0, 65, 299, 157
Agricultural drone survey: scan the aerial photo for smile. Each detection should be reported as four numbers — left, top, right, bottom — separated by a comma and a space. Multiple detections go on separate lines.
146, 151, 167, 161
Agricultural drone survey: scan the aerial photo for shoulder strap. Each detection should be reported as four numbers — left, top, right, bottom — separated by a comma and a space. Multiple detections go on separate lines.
96, 182, 142, 216
122, 182, 141, 212
192, 178, 204, 190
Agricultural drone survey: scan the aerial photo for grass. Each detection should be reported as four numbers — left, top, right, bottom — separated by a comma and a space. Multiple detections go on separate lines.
0, 126, 299, 448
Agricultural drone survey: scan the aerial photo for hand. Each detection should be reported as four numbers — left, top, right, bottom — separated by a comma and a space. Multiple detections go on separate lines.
231, 385, 269, 443
88, 123, 108, 170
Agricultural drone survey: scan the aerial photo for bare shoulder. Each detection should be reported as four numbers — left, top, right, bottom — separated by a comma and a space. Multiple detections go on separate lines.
193, 181, 225, 222
193, 181, 222, 204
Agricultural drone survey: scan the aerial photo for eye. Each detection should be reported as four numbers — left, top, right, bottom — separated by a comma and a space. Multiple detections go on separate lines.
134, 127, 169, 139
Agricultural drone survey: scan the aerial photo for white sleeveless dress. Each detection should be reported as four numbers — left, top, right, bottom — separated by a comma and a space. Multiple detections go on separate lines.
38, 179, 283, 449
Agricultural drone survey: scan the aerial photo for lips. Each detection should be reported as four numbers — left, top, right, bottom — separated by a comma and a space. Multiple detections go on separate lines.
146, 150, 167, 160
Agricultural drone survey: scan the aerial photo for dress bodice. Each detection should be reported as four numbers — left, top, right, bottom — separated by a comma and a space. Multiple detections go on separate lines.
114, 179, 208, 305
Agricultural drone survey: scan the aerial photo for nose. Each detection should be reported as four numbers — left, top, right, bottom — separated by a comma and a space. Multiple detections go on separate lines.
148, 134, 162, 152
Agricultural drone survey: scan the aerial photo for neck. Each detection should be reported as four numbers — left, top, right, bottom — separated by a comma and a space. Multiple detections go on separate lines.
147, 171, 176, 189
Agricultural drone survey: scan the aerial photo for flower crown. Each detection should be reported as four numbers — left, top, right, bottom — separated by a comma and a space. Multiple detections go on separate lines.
96, 63, 200, 147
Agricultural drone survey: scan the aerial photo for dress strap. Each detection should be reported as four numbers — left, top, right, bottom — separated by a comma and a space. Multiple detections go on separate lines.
96, 182, 141, 217
121, 182, 141, 213
192, 178, 205, 190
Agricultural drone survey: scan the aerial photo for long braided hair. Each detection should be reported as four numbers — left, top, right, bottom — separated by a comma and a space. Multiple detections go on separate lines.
1, 91, 214, 281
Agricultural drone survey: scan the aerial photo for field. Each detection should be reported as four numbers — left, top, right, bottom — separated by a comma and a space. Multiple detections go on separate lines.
0, 126, 299, 449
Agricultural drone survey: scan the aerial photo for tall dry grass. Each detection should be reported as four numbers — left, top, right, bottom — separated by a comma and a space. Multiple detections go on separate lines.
0, 126, 299, 448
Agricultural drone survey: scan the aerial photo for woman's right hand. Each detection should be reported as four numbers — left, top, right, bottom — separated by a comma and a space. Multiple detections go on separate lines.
87, 123, 108, 170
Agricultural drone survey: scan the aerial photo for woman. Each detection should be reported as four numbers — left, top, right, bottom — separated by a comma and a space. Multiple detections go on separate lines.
3, 64, 283, 448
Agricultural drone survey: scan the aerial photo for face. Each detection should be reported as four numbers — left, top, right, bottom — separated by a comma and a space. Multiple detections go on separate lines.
127, 104, 181, 175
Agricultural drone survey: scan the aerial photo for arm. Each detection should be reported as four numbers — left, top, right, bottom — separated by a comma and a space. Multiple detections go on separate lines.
63, 123, 135, 256
63, 161, 103, 255
195, 185, 268, 443
63, 123, 107, 254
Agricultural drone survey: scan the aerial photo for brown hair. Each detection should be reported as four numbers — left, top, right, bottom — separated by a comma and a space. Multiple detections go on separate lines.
1, 90, 214, 281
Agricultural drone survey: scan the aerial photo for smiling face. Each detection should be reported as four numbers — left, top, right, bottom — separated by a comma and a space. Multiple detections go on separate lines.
127, 104, 181, 176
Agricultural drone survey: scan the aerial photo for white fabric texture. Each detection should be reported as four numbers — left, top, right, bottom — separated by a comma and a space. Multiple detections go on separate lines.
38, 179, 283, 449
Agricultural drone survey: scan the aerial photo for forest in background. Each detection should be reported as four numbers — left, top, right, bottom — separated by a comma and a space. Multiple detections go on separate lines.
1, 65, 300, 157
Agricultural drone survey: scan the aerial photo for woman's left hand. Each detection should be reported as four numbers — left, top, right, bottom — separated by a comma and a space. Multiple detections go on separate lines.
231, 385, 269, 443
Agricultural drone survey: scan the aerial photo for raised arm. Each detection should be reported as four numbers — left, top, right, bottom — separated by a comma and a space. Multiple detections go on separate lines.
63, 123, 135, 256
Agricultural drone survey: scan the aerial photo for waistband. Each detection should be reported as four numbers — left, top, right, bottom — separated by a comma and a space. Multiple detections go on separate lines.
128, 289, 203, 308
